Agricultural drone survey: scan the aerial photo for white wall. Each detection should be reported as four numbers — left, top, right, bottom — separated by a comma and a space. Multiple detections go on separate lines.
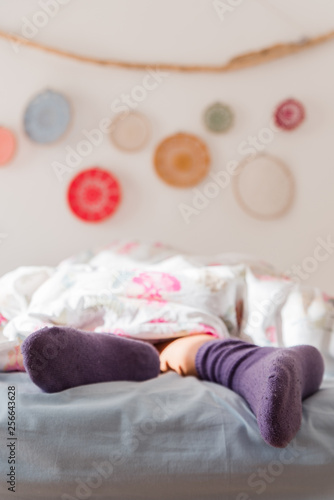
1, 0, 334, 292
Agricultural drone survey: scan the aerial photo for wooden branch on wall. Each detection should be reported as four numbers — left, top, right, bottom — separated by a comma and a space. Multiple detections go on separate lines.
0, 28, 333, 72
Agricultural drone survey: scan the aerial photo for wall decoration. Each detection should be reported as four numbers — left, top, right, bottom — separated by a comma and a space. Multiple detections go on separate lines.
110, 112, 150, 152
204, 102, 234, 133
24, 89, 71, 144
0, 127, 16, 166
0, 28, 333, 73
233, 154, 295, 220
0, 24, 329, 225
274, 98, 305, 131
67, 167, 121, 223
154, 132, 210, 188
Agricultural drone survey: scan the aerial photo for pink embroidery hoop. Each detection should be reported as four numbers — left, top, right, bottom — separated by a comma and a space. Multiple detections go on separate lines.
0, 127, 16, 166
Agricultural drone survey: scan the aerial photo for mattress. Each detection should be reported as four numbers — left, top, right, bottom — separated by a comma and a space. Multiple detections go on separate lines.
0, 371, 333, 500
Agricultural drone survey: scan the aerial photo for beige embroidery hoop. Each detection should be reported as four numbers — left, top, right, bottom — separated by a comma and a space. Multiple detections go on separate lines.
110, 112, 151, 152
233, 154, 295, 220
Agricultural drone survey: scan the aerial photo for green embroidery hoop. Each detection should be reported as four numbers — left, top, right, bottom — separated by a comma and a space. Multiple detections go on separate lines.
203, 102, 234, 133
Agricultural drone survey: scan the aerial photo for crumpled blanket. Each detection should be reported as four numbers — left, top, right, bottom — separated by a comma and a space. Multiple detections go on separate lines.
0, 240, 333, 375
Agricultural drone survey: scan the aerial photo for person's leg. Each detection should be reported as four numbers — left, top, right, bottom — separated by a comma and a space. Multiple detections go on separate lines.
158, 334, 214, 376
0, 341, 25, 372
21, 327, 325, 448
158, 335, 324, 448
22, 326, 160, 393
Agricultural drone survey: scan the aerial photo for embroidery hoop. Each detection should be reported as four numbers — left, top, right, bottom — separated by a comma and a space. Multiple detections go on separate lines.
110, 112, 151, 152
233, 154, 295, 220
154, 132, 210, 188
0, 127, 16, 166
23, 89, 71, 144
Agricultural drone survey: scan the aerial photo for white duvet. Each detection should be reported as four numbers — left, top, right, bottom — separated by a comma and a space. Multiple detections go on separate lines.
1, 240, 334, 375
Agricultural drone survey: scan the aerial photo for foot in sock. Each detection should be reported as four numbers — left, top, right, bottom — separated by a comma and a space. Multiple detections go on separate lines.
21, 326, 160, 393
195, 339, 324, 448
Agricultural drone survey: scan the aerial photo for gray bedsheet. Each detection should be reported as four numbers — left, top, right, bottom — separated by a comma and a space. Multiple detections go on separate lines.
0, 372, 334, 500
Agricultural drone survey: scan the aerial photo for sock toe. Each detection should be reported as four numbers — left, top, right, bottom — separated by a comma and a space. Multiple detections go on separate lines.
257, 351, 303, 448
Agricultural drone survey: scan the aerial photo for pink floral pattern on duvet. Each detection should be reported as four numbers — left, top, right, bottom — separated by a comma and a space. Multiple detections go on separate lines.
4, 343, 25, 372
130, 272, 181, 303
0, 313, 8, 325
265, 326, 277, 344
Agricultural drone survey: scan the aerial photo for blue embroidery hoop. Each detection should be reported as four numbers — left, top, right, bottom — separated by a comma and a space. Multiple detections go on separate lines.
24, 89, 71, 144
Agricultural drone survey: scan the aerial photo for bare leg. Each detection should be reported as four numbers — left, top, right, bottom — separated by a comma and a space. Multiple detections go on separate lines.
157, 334, 216, 376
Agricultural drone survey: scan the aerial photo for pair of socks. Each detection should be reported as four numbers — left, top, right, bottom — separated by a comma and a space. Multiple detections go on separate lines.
21, 327, 324, 448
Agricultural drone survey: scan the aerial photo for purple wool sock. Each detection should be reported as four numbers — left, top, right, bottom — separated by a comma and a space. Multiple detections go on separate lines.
22, 326, 160, 393
195, 339, 324, 448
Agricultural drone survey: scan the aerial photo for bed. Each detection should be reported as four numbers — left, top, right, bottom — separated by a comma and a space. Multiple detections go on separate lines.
0, 371, 334, 500
0, 241, 334, 499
